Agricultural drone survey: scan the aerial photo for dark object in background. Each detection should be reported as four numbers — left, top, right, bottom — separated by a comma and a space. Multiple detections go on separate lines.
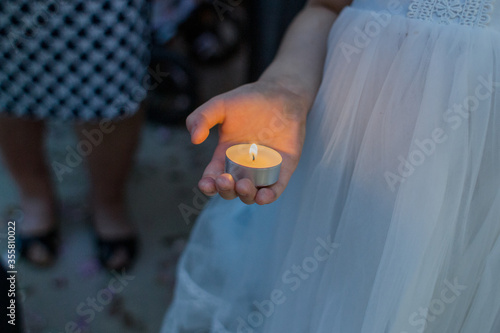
146, 1, 245, 125
247, 0, 307, 81
179, 2, 243, 64
146, 46, 197, 125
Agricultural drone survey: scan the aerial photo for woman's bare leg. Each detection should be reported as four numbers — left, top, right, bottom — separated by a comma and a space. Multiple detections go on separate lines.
0, 115, 57, 265
75, 110, 144, 270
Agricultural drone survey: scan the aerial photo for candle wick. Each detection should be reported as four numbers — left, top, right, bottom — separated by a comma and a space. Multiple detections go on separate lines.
252, 154, 255, 161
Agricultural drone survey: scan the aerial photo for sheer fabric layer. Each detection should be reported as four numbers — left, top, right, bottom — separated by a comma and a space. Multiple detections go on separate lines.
163, 6, 500, 333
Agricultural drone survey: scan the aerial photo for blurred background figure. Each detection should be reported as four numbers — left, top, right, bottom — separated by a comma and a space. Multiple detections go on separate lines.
0, 0, 151, 270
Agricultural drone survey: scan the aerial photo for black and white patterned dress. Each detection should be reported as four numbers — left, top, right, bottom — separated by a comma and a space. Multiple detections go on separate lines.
0, 0, 150, 120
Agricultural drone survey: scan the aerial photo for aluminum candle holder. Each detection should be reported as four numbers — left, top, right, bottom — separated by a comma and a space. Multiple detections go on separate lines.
225, 143, 282, 187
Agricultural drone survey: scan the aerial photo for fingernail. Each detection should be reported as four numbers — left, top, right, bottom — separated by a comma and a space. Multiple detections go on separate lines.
216, 177, 229, 189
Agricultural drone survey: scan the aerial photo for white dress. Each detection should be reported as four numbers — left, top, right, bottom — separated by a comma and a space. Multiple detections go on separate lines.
162, 0, 500, 332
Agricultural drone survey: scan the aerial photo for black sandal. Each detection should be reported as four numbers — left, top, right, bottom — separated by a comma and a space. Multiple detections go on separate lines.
96, 236, 138, 271
19, 228, 60, 267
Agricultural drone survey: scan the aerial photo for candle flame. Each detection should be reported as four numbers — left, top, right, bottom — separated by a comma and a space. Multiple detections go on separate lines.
249, 144, 258, 161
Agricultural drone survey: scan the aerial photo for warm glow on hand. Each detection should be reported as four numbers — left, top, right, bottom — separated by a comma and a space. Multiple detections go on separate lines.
186, 80, 307, 205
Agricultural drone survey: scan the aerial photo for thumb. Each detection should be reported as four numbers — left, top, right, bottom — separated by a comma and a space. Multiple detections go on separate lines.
186, 98, 226, 145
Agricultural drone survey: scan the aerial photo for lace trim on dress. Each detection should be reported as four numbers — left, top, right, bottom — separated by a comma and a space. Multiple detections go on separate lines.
407, 0, 495, 27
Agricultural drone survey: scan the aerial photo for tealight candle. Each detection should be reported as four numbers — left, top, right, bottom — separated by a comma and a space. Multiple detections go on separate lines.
225, 143, 282, 187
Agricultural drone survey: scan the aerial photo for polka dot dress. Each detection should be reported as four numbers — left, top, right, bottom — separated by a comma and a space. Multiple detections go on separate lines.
0, 0, 150, 121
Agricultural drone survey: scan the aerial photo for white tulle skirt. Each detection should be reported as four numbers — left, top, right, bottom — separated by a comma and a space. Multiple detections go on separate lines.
162, 6, 500, 333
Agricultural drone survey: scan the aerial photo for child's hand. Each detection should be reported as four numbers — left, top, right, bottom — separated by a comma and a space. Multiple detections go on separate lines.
187, 79, 308, 205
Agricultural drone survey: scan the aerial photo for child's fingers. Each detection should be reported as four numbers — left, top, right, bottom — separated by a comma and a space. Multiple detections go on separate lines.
215, 174, 237, 200
255, 187, 277, 205
255, 155, 296, 205
198, 177, 217, 196
186, 98, 226, 145
236, 179, 258, 205
199, 144, 227, 196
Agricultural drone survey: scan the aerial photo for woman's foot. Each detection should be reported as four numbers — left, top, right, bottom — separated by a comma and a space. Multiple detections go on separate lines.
93, 202, 138, 271
75, 111, 144, 271
19, 196, 59, 267
0, 116, 59, 266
